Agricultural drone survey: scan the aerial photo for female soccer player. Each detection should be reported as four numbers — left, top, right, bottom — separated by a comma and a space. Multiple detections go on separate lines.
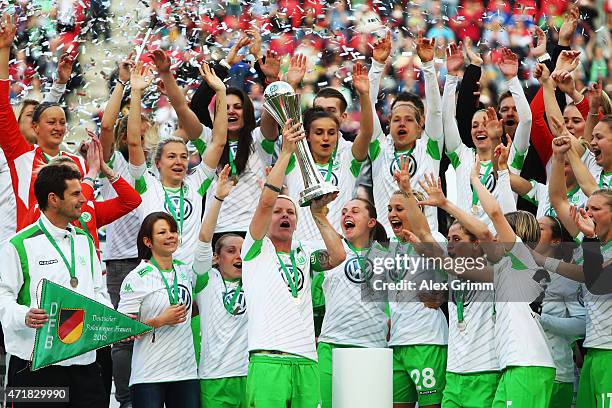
127, 61, 226, 264
387, 159, 448, 408
316, 197, 388, 408
442, 45, 526, 228
192, 165, 248, 407
286, 62, 373, 240
241, 119, 345, 407
368, 34, 444, 234
118, 212, 199, 408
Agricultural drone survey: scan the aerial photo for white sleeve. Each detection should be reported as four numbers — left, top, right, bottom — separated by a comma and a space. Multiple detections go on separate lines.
117, 273, 147, 315
193, 240, 213, 276
422, 61, 443, 145
368, 60, 386, 141
42, 81, 67, 103
128, 162, 147, 181
0, 243, 30, 332
539, 313, 585, 337
189, 160, 216, 197
507, 76, 532, 174
497, 169, 517, 213
442, 75, 462, 154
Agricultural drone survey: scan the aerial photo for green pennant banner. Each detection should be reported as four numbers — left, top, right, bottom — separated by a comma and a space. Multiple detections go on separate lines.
32, 279, 152, 371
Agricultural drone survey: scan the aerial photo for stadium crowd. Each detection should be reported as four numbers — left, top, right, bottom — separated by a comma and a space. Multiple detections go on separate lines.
0, 0, 611, 407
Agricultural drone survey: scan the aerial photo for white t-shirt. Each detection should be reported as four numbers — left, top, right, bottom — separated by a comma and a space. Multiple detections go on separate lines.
241, 231, 318, 361
118, 259, 198, 385
198, 127, 273, 234
285, 139, 363, 241
387, 239, 448, 347
102, 152, 141, 260
541, 273, 585, 383
130, 160, 215, 264
493, 237, 555, 369
193, 241, 248, 379
0, 149, 16, 248
370, 134, 442, 236
447, 273, 499, 373
523, 180, 588, 219
318, 240, 388, 348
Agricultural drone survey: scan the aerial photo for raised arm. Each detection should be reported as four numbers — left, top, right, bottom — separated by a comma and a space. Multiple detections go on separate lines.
543, 51, 581, 126
471, 154, 516, 250
368, 30, 391, 140
257, 49, 281, 141
418, 173, 494, 243
500, 49, 532, 173
126, 62, 152, 168
456, 38, 483, 147
566, 142, 597, 197
350, 62, 373, 161
43, 53, 74, 103
100, 59, 133, 162
443, 43, 464, 154
583, 81, 602, 144
152, 50, 204, 141
249, 120, 304, 240
0, 15, 30, 161
549, 136, 580, 238
309, 193, 346, 270
198, 63, 227, 170
416, 34, 443, 145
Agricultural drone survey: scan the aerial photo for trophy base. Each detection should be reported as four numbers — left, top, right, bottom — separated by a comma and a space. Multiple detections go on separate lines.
298, 183, 340, 207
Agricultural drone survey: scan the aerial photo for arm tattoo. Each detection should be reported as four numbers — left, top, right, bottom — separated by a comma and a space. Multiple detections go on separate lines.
311, 250, 333, 272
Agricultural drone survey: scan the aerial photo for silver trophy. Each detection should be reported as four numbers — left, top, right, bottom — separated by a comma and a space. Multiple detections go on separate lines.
263, 81, 339, 207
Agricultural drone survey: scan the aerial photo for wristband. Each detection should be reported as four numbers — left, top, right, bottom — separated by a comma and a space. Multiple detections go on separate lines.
107, 172, 119, 184
537, 53, 551, 63
214, 195, 224, 202
544, 257, 561, 273
83, 176, 95, 184
264, 183, 282, 193
117, 79, 129, 87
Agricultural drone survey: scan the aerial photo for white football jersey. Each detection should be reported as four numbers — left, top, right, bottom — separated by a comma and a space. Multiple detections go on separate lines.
318, 240, 388, 348
131, 161, 215, 264
241, 231, 318, 361
523, 180, 588, 219
285, 139, 362, 241
0, 149, 15, 248
493, 238, 555, 369
118, 259, 198, 385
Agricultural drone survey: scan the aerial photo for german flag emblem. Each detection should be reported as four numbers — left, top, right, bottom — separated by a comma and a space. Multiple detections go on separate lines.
58, 309, 84, 344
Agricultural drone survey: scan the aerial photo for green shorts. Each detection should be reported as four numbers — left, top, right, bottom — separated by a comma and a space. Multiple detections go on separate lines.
442, 371, 501, 407
577, 348, 612, 408
317, 342, 363, 408
492, 366, 556, 408
392, 344, 447, 405
200, 376, 247, 408
246, 354, 321, 408
548, 381, 573, 408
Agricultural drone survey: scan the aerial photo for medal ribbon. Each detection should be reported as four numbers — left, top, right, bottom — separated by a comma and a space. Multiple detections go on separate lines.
471, 161, 493, 209
150, 258, 179, 305
38, 220, 76, 285
277, 251, 299, 298
163, 185, 185, 236
344, 238, 372, 280
228, 142, 238, 178
455, 289, 465, 325
222, 278, 243, 315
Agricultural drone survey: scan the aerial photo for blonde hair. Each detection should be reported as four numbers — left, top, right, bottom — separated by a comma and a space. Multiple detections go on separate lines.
591, 189, 612, 209
504, 210, 540, 249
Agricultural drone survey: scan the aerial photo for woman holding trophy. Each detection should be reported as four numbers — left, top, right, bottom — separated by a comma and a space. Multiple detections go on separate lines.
283, 62, 374, 241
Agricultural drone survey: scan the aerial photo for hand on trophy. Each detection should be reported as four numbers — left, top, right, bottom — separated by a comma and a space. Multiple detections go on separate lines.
281, 119, 305, 155
310, 192, 339, 216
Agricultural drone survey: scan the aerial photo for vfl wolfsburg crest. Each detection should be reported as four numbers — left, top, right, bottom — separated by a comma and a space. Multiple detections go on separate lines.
390, 153, 417, 178
344, 257, 374, 284
164, 195, 194, 219
58, 309, 84, 344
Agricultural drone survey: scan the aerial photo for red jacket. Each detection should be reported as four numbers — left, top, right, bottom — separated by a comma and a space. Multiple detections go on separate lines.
0, 80, 86, 231
529, 87, 589, 167
22, 177, 142, 258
